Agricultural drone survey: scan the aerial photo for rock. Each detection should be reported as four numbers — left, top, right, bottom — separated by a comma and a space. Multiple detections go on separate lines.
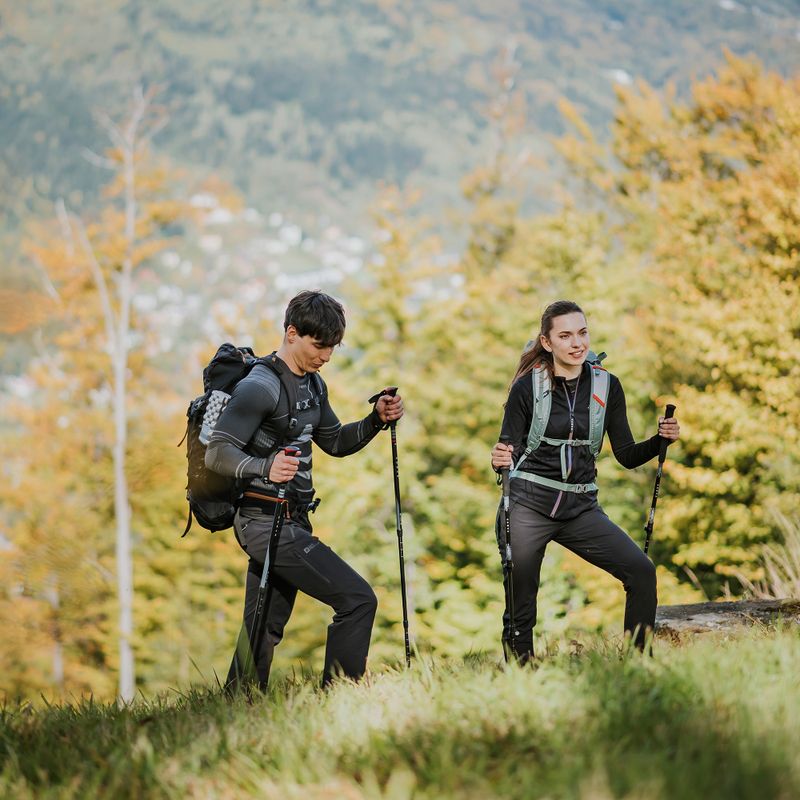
655, 599, 800, 640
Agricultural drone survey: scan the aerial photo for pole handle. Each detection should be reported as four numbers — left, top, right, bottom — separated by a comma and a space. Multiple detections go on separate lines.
498, 437, 513, 494
269, 446, 301, 493
367, 386, 398, 404
658, 404, 676, 462
501, 468, 510, 498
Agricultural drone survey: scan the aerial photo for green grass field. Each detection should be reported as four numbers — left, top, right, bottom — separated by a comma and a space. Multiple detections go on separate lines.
2, 629, 798, 799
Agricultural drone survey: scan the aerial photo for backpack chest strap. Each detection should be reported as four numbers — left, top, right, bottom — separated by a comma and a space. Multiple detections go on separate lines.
540, 437, 593, 447
540, 436, 594, 481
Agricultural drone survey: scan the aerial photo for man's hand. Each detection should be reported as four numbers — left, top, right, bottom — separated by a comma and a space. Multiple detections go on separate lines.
375, 390, 404, 424
491, 442, 514, 470
268, 449, 300, 483
657, 416, 680, 442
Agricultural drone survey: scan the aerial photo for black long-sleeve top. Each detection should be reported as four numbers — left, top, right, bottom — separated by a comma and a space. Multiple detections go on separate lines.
499, 362, 662, 519
205, 362, 384, 504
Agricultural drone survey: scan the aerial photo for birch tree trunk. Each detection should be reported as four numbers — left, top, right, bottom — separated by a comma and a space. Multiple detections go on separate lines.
44, 575, 64, 687
69, 86, 165, 703
112, 105, 138, 704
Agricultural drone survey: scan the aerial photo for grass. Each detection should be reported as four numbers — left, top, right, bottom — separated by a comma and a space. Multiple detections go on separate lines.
733, 513, 800, 602
1, 629, 799, 799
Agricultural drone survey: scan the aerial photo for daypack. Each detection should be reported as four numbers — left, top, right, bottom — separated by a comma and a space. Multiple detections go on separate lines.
510, 349, 610, 494
180, 344, 313, 536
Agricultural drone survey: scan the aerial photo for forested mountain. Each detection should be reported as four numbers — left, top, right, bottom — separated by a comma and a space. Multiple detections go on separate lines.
3, 0, 800, 244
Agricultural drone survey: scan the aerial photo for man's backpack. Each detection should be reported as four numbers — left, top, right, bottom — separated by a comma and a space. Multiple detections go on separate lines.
180, 344, 303, 536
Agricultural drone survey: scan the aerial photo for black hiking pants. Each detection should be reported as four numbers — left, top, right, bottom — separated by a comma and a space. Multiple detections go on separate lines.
226, 504, 377, 688
498, 500, 657, 658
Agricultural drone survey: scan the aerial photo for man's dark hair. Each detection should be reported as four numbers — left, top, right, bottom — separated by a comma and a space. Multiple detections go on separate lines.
283, 290, 346, 347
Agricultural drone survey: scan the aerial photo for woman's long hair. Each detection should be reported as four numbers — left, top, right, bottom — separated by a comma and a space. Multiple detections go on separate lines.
512, 300, 585, 383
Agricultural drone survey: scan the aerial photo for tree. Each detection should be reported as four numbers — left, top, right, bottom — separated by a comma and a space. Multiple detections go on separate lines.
66, 86, 176, 701
561, 53, 800, 591
0, 86, 185, 702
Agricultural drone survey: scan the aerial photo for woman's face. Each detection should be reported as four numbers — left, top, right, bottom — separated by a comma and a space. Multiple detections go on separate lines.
541, 312, 590, 369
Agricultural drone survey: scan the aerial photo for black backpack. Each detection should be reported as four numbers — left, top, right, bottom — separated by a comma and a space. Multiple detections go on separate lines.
180, 344, 303, 536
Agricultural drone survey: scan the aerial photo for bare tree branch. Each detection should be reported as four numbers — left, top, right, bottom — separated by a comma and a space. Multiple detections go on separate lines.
65, 208, 117, 352
135, 114, 168, 153
95, 110, 126, 153
30, 253, 63, 304
55, 198, 74, 258
123, 84, 149, 150
81, 147, 117, 170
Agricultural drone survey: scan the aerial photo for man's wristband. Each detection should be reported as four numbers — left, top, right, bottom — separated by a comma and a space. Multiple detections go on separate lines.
261, 453, 277, 478
369, 406, 389, 430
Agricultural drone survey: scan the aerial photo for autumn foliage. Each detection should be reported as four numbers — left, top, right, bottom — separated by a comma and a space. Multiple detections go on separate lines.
1, 55, 798, 700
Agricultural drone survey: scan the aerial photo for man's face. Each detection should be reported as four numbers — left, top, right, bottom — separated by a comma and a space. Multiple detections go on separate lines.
289, 329, 334, 373
541, 312, 590, 369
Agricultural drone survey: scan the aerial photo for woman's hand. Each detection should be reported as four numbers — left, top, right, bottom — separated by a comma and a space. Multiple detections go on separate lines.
491, 442, 514, 470
658, 416, 680, 441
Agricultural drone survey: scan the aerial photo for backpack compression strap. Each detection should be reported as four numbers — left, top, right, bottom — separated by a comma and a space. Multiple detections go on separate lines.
587, 364, 610, 456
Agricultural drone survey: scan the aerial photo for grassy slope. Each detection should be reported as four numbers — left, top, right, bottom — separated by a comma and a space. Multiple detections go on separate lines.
2, 628, 798, 799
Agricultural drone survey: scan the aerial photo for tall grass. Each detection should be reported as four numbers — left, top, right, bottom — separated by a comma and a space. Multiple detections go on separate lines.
735, 513, 800, 600
1, 629, 798, 799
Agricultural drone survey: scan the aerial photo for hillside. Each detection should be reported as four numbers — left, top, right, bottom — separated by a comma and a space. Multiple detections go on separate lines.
1, 629, 798, 799
3, 0, 800, 246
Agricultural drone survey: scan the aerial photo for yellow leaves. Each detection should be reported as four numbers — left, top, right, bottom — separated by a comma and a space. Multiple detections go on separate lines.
195, 174, 245, 213
131, 238, 170, 267
422, 558, 455, 582
5, 49, 800, 702
142, 200, 185, 227
568, 52, 800, 589
0, 289, 55, 333
557, 98, 596, 144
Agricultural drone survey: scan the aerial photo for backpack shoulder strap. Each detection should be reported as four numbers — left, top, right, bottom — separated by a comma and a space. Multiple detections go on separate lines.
311, 371, 326, 403
588, 364, 610, 456
255, 353, 300, 435
512, 364, 552, 471
527, 364, 552, 454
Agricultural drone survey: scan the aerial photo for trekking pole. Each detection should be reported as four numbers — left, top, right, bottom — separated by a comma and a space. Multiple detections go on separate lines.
500, 466, 517, 663
369, 386, 411, 668
644, 405, 676, 555
234, 446, 300, 690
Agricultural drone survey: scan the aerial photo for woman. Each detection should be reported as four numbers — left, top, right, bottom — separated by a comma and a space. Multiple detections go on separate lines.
491, 300, 680, 661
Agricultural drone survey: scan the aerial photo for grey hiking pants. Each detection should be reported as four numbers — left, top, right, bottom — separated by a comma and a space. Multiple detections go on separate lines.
226, 504, 377, 688
499, 501, 657, 655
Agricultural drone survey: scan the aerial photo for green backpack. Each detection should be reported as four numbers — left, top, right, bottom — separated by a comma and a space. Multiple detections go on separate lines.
509, 350, 610, 494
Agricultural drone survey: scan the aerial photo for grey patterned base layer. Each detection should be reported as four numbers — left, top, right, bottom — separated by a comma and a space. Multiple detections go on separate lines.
200, 390, 231, 445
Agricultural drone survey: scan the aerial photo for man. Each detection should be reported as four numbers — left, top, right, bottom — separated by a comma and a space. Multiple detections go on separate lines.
205, 290, 404, 687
